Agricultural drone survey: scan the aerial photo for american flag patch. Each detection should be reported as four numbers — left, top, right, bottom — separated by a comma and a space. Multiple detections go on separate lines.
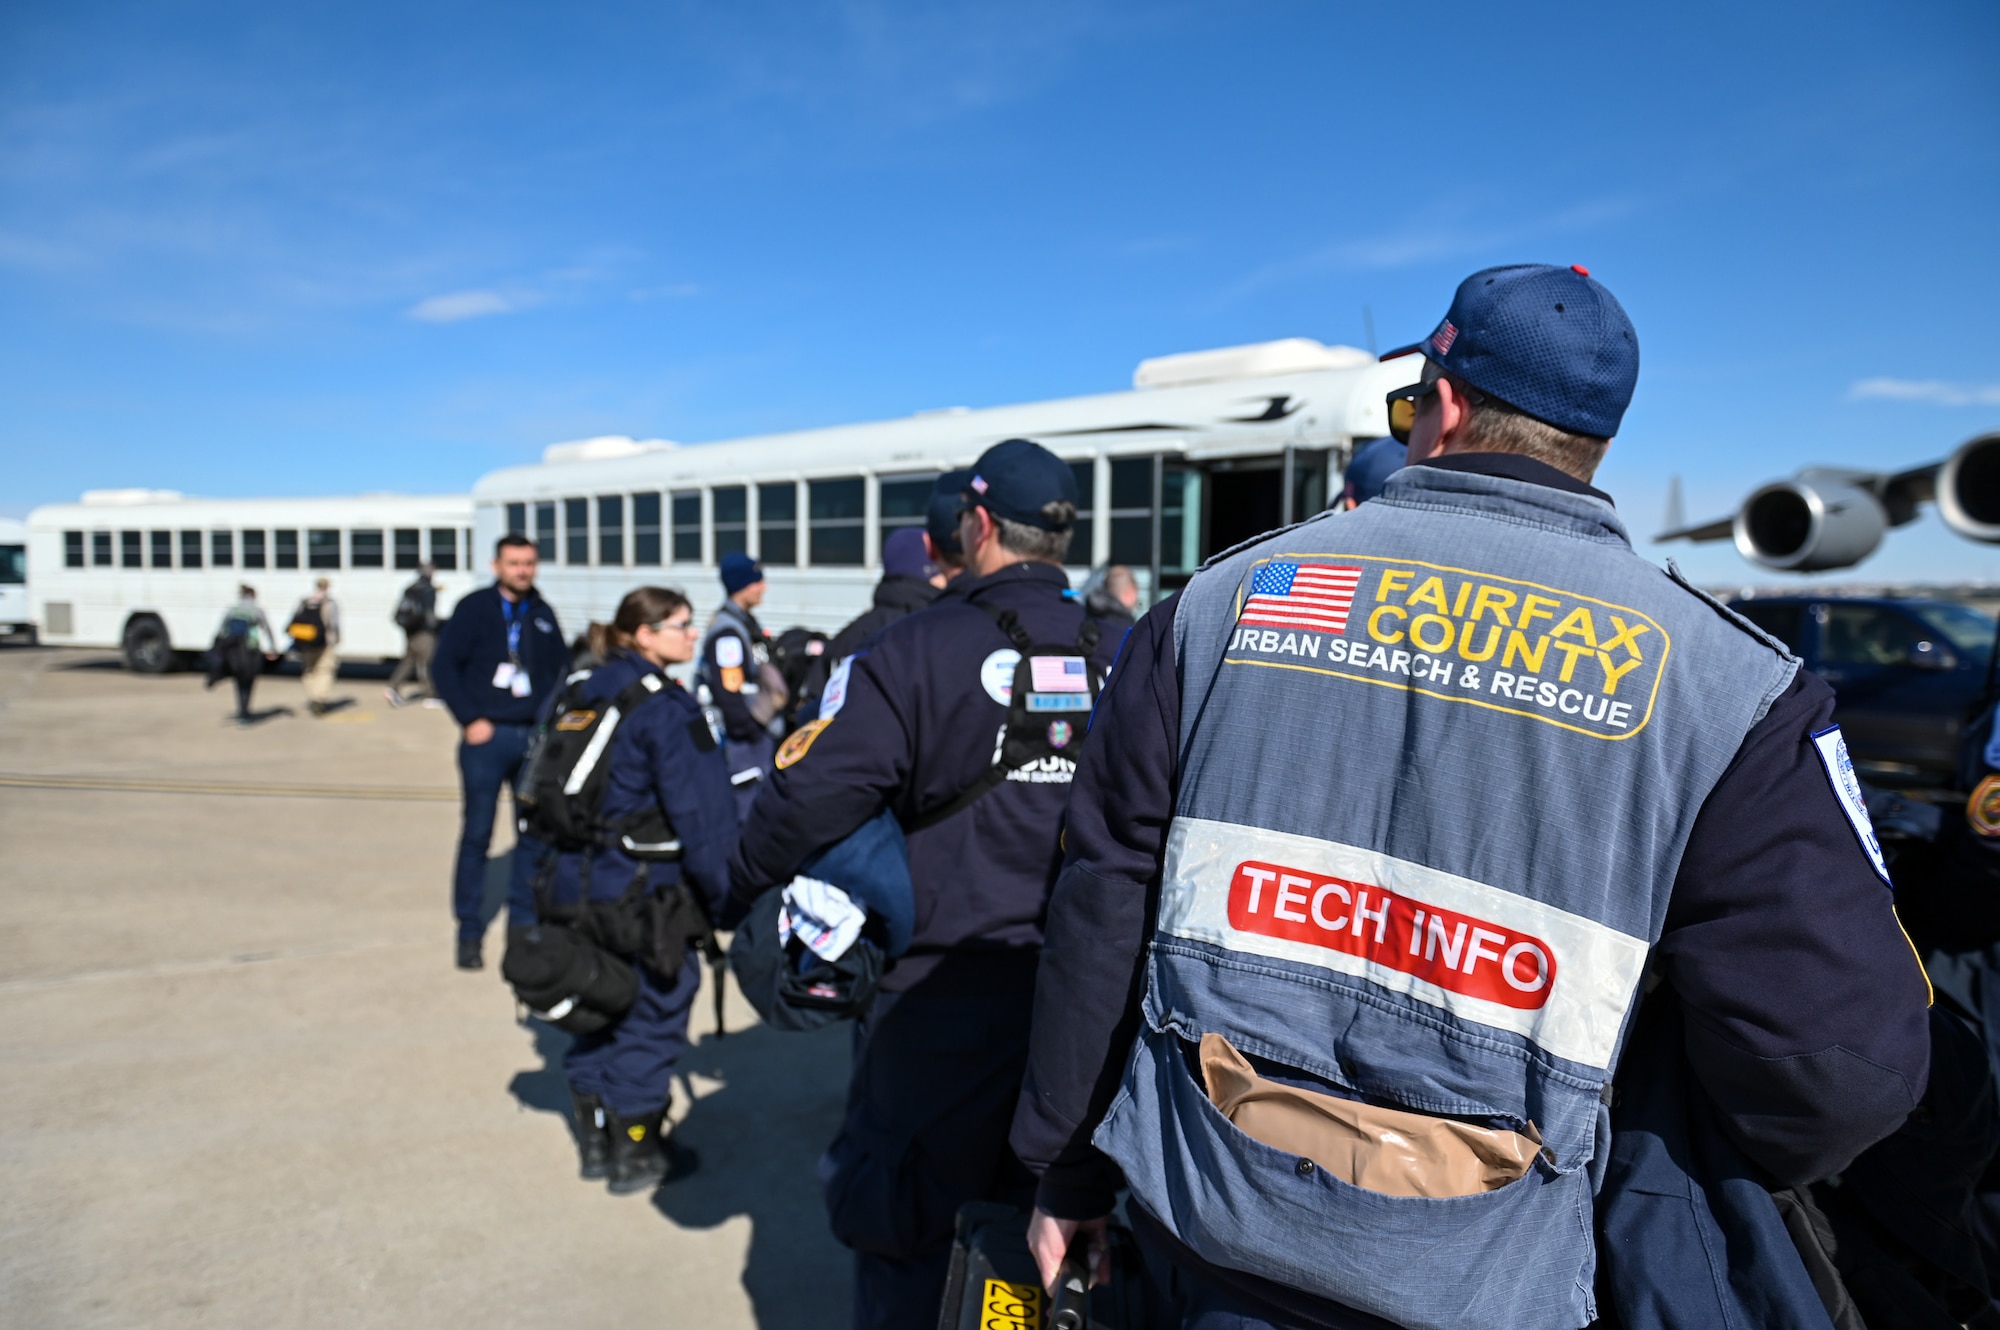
1240, 563, 1363, 634
970, 475, 989, 494
1432, 320, 1458, 355
1030, 656, 1089, 692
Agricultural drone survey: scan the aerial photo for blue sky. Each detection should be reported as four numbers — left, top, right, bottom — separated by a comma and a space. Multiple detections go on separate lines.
2, 0, 1996, 583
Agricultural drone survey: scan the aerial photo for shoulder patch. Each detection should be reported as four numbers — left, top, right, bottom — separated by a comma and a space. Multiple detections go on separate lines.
979, 649, 1021, 705
1969, 774, 2000, 838
776, 718, 831, 770
714, 635, 746, 669
820, 656, 854, 720
1811, 725, 1892, 886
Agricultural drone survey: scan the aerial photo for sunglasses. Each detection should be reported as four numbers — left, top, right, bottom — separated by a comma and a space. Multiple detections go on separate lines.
649, 618, 697, 634
1384, 380, 1439, 445
1383, 376, 1485, 444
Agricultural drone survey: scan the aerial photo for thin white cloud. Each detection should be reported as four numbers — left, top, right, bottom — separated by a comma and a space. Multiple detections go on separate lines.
1849, 377, 2000, 407
407, 289, 517, 324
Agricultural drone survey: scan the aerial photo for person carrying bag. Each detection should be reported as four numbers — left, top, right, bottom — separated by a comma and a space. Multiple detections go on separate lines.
502, 586, 740, 1197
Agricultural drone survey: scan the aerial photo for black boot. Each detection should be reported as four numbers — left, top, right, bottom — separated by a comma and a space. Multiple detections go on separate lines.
605, 1108, 698, 1194
572, 1093, 610, 1181
456, 935, 482, 970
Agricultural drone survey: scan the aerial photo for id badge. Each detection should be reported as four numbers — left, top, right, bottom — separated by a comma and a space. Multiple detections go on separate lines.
510, 671, 533, 699
492, 662, 518, 689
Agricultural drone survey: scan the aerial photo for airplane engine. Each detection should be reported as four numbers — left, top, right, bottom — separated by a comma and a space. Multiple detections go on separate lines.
1732, 476, 1888, 572
1938, 431, 2000, 544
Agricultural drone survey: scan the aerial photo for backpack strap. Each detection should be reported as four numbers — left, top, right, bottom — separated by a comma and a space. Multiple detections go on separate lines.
902, 599, 1075, 835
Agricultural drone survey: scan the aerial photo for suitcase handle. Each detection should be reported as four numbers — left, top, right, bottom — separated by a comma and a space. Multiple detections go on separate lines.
1050, 1248, 1091, 1330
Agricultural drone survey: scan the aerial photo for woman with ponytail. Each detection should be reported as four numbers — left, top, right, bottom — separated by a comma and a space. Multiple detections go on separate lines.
532, 586, 738, 1195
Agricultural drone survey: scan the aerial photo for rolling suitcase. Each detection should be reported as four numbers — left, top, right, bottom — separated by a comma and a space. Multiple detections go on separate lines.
936, 1201, 1148, 1330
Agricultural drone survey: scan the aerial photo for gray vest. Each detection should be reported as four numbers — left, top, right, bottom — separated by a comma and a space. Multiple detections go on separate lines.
1092, 466, 1798, 1330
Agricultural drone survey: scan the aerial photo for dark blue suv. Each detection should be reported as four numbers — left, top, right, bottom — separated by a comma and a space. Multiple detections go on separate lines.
1729, 596, 1996, 784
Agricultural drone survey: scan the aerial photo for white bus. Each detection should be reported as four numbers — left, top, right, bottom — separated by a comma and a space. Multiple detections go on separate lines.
472, 339, 1421, 634
26, 491, 475, 671
0, 517, 30, 641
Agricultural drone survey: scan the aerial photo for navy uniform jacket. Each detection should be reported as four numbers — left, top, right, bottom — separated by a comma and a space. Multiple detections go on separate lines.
800, 573, 939, 716
1012, 453, 1932, 1222
431, 584, 569, 727
531, 649, 739, 918
727, 561, 1120, 991
698, 600, 774, 742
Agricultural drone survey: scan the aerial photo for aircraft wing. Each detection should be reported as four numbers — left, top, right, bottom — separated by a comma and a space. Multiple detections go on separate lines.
1654, 516, 1734, 543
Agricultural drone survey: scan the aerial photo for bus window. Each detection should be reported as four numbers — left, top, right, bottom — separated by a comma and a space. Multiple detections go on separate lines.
64, 531, 85, 569
505, 503, 528, 538
121, 531, 143, 568
809, 478, 865, 567
181, 530, 204, 569
0, 544, 23, 583
598, 495, 625, 566
243, 530, 268, 569
1066, 461, 1095, 567
759, 482, 797, 566
671, 492, 700, 563
1109, 458, 1154, 565
92, 532, 112, 567
275, 529, 300, 569
212, 531, 234, 567
878, 475, 936, 552
564, 498, 588, 565
151, 530, 173, 568
308, 529, 341, 570
713, 487, 747, 560
394, 528, 420, 570
632, 493, 661, 566
352, 530, 385, 568
430, 528, 459, 571
1162, 468, 1202, 573
534, 502, 556, 562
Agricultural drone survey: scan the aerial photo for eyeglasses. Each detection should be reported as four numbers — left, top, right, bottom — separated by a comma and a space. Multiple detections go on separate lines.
1384, 376, 1484, 444
650, 618, 696, 634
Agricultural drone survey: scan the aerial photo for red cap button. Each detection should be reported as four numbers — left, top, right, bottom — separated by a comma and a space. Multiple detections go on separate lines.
1570, 264, 1590, 276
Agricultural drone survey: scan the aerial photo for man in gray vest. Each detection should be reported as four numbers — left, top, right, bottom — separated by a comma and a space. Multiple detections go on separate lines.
1010, 264, 1932, 1329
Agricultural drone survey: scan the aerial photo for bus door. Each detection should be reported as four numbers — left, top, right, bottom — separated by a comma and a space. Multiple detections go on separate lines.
1121, 449, 1330, 600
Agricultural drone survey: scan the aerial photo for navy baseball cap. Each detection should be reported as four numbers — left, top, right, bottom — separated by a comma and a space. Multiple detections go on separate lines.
1388, 264, 1639, 438
720, 550, 764, 594
927, 469, 970, 554
963, 438, 1077, 531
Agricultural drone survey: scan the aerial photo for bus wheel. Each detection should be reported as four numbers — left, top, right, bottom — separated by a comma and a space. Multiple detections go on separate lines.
123, 616, 174, 674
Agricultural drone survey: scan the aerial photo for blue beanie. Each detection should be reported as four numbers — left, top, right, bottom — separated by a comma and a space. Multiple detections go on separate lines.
881, 526, 936, 580
720, 551, 764, 595
1342, 437, 1407, 507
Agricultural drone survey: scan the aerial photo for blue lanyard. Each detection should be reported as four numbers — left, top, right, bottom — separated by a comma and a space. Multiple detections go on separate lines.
500, 596, 524, 662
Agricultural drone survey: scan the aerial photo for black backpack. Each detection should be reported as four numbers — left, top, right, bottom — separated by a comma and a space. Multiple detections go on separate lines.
515, 669, 682, 855
769, 626, 831, 729
508, 667, 728, 1030
286, 600, 327, 646
907, 601, 1103, 833
392, 583, 429, 632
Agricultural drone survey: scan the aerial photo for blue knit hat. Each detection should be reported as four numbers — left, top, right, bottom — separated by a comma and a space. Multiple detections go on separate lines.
720, 551, 764, 595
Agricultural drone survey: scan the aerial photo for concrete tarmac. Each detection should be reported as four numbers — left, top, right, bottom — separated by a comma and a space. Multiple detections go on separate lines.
0, 648, 851, 1329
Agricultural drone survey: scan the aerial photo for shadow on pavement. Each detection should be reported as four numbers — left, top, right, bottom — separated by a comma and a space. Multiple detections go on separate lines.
497, 979, 854, 1329
657, 1020, 855, 1330
235, 705, 295, 725
506, 1019, 576, 1116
